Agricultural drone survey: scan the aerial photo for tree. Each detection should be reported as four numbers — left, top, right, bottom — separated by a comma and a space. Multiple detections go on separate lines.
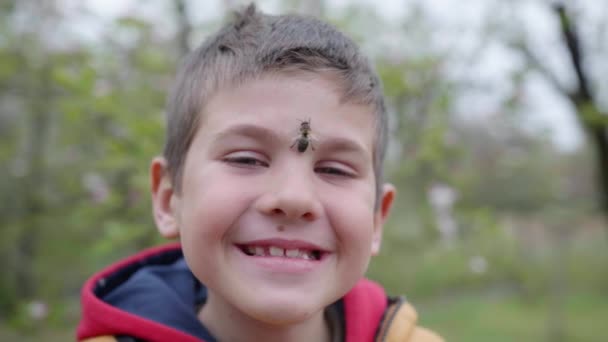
517, 2, 608, 227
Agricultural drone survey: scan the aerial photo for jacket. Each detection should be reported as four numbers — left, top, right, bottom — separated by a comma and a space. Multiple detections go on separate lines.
77, 243, 442, 342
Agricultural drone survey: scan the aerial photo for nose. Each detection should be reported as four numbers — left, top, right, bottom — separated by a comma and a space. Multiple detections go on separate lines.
254, 166, 321, 222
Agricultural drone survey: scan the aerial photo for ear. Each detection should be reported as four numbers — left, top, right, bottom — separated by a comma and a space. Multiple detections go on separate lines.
371, 183, 396, 255
150, 156, 180, 239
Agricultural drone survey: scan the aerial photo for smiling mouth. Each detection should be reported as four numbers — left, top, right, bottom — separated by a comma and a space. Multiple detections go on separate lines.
237, 245, 323, 261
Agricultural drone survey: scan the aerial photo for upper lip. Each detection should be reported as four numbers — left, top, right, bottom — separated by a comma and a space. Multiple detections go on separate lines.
235, 238, 329, 252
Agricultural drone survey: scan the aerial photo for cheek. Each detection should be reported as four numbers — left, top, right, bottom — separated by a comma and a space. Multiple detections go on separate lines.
178, 165, 265, 244
326, 192, 376, 255
181, 183, 239, 237
178, 178, 250, 281
328, 200, 376, 289
325, 180, 376, 235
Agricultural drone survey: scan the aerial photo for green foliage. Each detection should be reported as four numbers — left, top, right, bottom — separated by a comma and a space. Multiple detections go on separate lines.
0, 3, 174, 322
0, 1, 606, 340
579, 101, 608, 127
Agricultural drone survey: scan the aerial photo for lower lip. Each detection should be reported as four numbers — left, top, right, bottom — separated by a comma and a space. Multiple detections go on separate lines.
233, 246, 325, 274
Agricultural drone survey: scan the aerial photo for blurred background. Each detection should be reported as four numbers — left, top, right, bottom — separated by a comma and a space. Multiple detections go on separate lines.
1, 0, 607, 341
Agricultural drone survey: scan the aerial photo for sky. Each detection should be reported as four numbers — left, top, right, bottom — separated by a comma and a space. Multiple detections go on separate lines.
61, 0, 600, 150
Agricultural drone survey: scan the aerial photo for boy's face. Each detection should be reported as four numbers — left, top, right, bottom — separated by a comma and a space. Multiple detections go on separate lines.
152, 73, 395, 325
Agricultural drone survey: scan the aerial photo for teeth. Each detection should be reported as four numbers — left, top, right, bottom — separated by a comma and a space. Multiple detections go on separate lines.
285, 249, 300, 258
269, 246, 284, 257
244, 245, 319, 260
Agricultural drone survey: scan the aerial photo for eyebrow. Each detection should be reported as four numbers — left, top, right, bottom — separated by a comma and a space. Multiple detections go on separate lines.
317, 136, 369, 158
212, 123, 282, 143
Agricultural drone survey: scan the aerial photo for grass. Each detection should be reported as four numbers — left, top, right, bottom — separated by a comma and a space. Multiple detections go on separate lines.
416, 292, 608, 342
0, 326, 73, 342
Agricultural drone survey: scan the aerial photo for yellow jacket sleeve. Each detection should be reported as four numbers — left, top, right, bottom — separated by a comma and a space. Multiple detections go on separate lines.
377, 300, 444, 342
80, 336, 118, 342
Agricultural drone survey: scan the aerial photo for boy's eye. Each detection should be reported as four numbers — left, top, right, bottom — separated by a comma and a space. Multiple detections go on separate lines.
315, 164, 355, 178
222, 153, 269, 167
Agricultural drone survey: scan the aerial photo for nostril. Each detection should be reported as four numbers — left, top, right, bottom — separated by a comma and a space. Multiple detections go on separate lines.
302, 212, 314, 220
272, 208, 283, 215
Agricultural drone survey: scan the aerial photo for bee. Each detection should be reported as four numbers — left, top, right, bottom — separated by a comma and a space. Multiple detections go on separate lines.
291, 119, 314, 153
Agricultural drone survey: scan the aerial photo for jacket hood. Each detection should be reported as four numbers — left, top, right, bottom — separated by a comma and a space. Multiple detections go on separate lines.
77, 243, 387, 342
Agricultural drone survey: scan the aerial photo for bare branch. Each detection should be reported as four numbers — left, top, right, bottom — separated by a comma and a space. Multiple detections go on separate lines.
518, 41, 573, 99
553, 3, 593, 103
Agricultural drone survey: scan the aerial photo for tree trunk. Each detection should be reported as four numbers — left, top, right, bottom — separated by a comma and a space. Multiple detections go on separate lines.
554, 4, 608, 229
589, 126, 608, 217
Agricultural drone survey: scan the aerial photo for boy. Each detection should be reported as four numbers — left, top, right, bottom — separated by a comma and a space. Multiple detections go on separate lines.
77, 4, 442, 342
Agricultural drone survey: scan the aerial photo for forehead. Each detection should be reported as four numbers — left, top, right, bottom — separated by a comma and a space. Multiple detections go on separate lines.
199, 72, 377, 153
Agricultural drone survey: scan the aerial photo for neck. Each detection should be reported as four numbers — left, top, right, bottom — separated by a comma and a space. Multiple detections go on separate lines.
198, 291, 331, 342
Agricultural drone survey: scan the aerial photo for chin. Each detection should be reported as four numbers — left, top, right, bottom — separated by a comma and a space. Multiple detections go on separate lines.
245, 296, 323, 325
252, 309, 316, 326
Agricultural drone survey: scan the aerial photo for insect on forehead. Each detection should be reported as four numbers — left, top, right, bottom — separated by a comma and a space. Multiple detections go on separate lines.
291, 118, 315, 153
299, 119, 311, 131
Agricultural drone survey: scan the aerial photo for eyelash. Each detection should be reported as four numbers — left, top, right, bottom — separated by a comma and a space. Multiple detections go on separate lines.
222, 154, 355, 178
223, 156, 268, 167
315, 166, 354, 177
